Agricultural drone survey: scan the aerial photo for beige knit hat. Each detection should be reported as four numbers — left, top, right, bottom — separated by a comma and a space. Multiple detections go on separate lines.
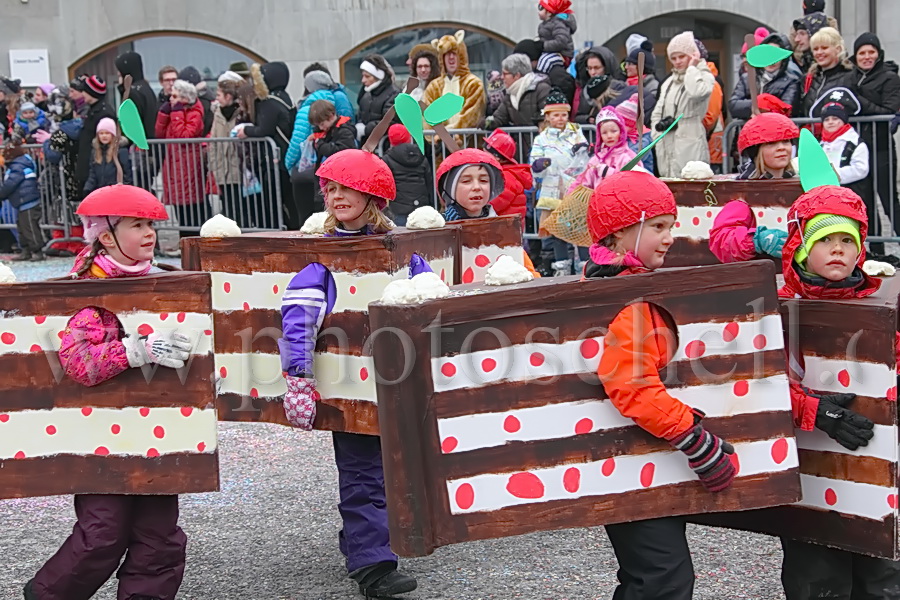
667, 31, 697, 58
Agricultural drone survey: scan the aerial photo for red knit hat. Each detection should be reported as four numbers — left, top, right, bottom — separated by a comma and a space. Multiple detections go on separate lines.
587, 171, 677, 242
737, 112, 799, 155
757, 93, 793, 116
388, 123, 412, 146
539, 0, 573, 14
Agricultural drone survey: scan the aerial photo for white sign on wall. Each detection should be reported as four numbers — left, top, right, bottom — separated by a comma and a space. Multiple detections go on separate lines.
9, 49, 50, 87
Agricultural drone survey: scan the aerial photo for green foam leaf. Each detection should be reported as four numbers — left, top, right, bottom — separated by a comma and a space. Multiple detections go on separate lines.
622, 114, 683, 171
117, 98, 148, 150
746, 45, 793, 69
394, 94, 425, 153
799, 128, 840, 191
424, 94, 464, 126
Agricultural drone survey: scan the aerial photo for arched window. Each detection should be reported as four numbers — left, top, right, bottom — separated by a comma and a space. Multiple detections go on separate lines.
340, 23, 514, 104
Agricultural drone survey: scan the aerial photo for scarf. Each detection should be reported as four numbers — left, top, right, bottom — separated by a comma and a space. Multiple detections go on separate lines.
443, 202, 493, 221
507, 73, 534, 110
588, 244, 648, 270
626, 75, 640, 87
780, 262, 873, 300
70, 246, 152, 279
821, 122, 852, 143
220, 103, 238, 121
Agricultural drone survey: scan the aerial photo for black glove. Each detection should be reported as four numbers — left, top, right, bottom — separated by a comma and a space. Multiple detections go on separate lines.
813, 392, 874, 451
572, 142, 590, 154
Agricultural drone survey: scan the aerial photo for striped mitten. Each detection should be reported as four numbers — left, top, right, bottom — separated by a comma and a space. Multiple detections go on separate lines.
671, 424, 736, 493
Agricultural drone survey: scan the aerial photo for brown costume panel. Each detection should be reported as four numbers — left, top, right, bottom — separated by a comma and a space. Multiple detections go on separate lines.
369, 260, 801, 557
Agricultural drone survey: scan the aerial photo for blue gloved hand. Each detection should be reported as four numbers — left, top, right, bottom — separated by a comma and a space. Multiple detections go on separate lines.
753, 226, 788, 258
532, 158, 552, 173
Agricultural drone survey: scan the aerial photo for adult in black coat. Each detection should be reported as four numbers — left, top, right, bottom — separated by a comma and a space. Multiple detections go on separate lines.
572, 46, 627, 124
75, 76, 116, 200
513, 39, 575, 106
382, 125, 433, 226
485, 54, 552, 163
178, 66, 215, 136
115, 51, 158, 140
729, 33, 801, 120
356, 54, 400, 144
850, 32, 900, 250
240, 61, 297, 228
795, 27, 853, 118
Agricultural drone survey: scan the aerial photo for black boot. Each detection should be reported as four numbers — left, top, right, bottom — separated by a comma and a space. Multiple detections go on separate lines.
352, 561, 417, 598
23, 580, 37, 600
10, 250, 31, 261
29, 252, 45, 262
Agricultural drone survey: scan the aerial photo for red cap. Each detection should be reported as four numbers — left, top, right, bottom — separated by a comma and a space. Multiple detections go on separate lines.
315, 149, 395, 205
587, 171, 677, 242
388, 123, 412, 146
737, 112, 799, 155
76, 185, 168, 220
757, 93, 793, 116
484, 129, 517, 162
539, 0, 573, 14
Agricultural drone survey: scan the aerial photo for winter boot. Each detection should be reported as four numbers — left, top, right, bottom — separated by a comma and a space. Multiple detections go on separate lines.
538, 250, 555, 277
23, 580, 37, 600
352, 561, 418, 598
10, 250, 32, 261
29, 252, 45, 262
551, 259, 573, 277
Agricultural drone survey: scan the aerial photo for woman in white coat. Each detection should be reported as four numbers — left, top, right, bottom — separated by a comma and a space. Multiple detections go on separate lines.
651, 31, 715, 177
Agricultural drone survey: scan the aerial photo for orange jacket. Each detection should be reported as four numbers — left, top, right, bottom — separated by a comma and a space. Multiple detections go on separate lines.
704, 63, 725, 165
598, 302, 696, 441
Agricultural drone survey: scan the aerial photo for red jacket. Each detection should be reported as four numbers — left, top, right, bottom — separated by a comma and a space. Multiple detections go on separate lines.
490, 162, 532, 223
155, 100, 205, 206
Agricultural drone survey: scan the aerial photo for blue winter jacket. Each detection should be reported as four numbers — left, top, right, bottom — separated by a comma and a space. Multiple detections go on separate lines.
284, 86, 355, 171
44, 119, 84, 165
0, 154, 40, 211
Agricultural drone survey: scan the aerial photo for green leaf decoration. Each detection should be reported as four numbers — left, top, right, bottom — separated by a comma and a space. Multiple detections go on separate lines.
746, 45, 793, 69
424, 94, 464, 126
799, 128, 839, 191
394, 93, 425, 153
622, 115, 683, 171
118, 98, 148, 150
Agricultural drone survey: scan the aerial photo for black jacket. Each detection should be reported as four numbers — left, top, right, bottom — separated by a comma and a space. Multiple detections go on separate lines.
357, 78, 400, 143
797, 63, 853, 117
489, 73, 553, 129
546, 64, 576, 106
730, 33, 800, 120
245, 62, 295, 163
76, 99, 116, 194
84, 143, 133, 194
383, 142, 433, 218
115, 51, 159, 140
314, 117, 356, 167
573, 46, 625, 123
851, 59, 900, 116
197, 85, 216, 136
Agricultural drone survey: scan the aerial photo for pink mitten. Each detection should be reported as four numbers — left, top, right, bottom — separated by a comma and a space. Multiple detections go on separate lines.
284, 376, 319, 430
33, 129, 51, 144
708, 200, 757, 263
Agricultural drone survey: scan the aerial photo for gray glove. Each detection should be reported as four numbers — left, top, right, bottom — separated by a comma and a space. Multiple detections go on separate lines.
123, 331, 192, 369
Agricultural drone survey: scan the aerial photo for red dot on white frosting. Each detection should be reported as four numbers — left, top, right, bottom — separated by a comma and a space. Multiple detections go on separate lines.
34, 315, 46, 324
602, 457, 616, 477
575, 418, 593, 435
160, 313, 169, 321
359, 367, 369, 381
581, 338, 600, 360
753, 334, 767, 350
349, 286, 357, 295
723, 322, 739, 343
692, 217, 700, 226
81, 407, 92, 417
530, 352, 545, 367
181, 407, 193, 417
95, 446, 110, 456
250, 388, 259, 398
197, 442, 207, 452
837, 370, 851, 388
825, 488, 838, 506
685, 340, 705, 359
154, 426, 166, 439
482, 358, 497, 373
137, 324, 153, 336
733, 380, 749, 397
147, 448, 160, 458
456, 483, 475, 510
475, 254, 490, 268
640, 462, 656, 488
223, 282, 231, 293
272, 285, 279, 294
441, 362, 456, 378
0, 414, 9, 423
462, 267, 475, 284
46, 425, 57, 435
506, 472, 545, 499
441, 436, 459, 453
139, 408, 150, 417
563, 467, 581, 493
111, 424, 121, 435
1, 332, 16, 345
219, 366, 228, 378
503, 415, 521, 433
177, 312, 186, 323
14, 451, 25, 459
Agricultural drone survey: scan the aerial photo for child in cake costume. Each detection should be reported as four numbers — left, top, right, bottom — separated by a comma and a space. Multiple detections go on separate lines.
736, 112, 800, 180
26, 185, 192, 600
278, 148, 420, 598
585, 171, 737, 599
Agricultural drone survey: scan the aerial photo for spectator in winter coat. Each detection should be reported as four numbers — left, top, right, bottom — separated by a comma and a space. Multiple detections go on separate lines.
157, 66, 178, 106
383, 124, 433, 226
12, 102, 51, 143
408, 46, 440, 102
569, 107, 642, 193
797, 27, 853, 118
606, 40, 660, 127
285, 70, 355, 172
33, 83, 54, 112
613, 94, 654, 173
850, 32, 900, 252
423, 31, 486, 131
155, 79, 206, 232
310, 101, 356, 170
179, 66, 215, 136
356, 54, 400, 145
209, 79, 245, 225
484, 129, 532, 226
115, 51, 158, 141
239, 61, 296, 228
818, 97, 870, 200
84, 117, 132, 194
514, 39, 576, 106
535, 0, 577, 68
75, 76, 116, 200
0, 144, 43, 261
651, 31, 715, 177
487, 54, 552, 136
0, 77, 22, 142
790, 12, 835, 76
730, 33, 801, 120
573, 46, 627, 124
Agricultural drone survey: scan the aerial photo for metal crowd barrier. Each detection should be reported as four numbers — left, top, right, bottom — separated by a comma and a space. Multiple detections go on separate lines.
722, 114, 898, 244
0, 137, 285, 254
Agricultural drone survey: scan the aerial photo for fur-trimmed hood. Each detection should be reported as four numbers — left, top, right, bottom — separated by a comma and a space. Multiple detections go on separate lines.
251, 61, 290, 99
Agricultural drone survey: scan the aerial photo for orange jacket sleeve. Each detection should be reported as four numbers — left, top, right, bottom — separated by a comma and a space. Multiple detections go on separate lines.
703, 82, 723, 133
523, 252, 540, 278
598, 303, 695, 441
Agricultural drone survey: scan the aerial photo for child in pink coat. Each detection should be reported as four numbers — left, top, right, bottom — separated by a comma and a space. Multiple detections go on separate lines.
568, 106, 641, 193
26, 185, 193, 600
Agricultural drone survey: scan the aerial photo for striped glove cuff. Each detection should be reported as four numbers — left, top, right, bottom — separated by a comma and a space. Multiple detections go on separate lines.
671, 424, 736, 493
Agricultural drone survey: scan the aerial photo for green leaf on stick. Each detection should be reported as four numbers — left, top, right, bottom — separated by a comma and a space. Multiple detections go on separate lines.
799, 129, 840, 191
117, 99, 148, 150
746, 45, 793, 69
622, 114, 683, 171
424, 94, 464, 125
394, 93, 425, 152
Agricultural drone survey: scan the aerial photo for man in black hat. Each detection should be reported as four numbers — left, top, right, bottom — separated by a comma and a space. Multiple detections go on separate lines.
115, 51, 158, 142
75, 76, 116, 199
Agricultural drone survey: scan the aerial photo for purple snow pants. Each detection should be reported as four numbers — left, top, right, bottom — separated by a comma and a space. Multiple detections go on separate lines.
32, 494, 186, 600
333, 432, 398, 573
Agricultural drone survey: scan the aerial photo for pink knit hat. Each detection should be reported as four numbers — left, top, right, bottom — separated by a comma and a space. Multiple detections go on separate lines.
616, 94, 640, 130
667, 31, 697, 59
741, 27, 771, 54
96, 117, 117, 136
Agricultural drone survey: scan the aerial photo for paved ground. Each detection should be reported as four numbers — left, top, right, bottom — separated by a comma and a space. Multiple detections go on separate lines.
1, 256, 789, 600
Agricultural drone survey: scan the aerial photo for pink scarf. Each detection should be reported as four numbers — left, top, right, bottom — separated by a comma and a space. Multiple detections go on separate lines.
588, 244, 646, 269
94, 252, 152, 277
